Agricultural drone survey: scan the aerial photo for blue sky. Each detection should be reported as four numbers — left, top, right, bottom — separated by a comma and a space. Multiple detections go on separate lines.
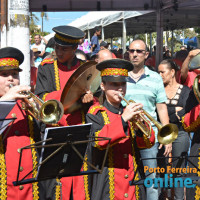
33, 12, 88, 33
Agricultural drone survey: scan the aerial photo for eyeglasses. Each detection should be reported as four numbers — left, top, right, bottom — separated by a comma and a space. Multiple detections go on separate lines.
128, 49, 146, 54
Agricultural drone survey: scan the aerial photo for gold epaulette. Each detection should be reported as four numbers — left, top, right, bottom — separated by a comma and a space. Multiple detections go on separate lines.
182, 115, 200, 132
88, 104, 104, 115
41, 58, 54, 66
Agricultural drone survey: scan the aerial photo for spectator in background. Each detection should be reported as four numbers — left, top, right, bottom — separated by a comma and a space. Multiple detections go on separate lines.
75, 49, 87, 61
30, 50, 38, 92
100, 41, 117, 58
158, 59, 190, 200
180, 45, 187, 50
42, 37, 56, 59
123, 51, 130, 61
78, 32, 91, 54
95, 49, 113, 63
124, 39, 170, 200
31, 34, 45, 56
179, 49, 200, 88
32, 48, 42, 68
31, 34, 46, 66
163, 49, 172, 59
90, 27, 101, 56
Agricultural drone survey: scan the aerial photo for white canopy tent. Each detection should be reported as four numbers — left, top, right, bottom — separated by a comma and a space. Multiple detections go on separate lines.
44, 11, 152, 41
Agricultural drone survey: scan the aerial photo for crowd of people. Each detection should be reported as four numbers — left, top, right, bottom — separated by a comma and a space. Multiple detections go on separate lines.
1, 24, 200, 200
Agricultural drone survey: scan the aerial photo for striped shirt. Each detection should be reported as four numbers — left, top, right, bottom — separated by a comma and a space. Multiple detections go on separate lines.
122, 66, 167, 140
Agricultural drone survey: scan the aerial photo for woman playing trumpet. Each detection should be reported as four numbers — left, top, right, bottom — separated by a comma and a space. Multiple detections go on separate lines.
86, 59, 155, 200
0, 47, 41, 200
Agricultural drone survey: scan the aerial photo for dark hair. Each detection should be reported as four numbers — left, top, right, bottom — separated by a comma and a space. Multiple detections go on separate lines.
131, 39, 148, 51
160, 59, 180, 72
34, 34, 41, 38
175, 50, 188, 62
94, 26, 101, 32
75, 49, 87, 61
46, 37, 55, 49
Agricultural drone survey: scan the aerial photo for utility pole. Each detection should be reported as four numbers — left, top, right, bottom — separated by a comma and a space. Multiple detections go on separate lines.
7, 0, 30, 86
1, 0, 7, 47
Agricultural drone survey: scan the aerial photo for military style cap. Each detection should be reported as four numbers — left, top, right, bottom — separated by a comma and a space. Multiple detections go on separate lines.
0, 47, 24, 71
100, 41, 110, 48
53, 25, 85, 46
96, 58, 133, 82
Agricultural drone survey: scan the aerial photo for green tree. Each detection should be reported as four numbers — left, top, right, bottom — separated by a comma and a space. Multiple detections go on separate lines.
41, 12, 48, 33
29, 12, 39, 35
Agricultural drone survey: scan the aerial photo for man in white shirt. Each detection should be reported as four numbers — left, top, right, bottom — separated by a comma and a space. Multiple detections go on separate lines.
31, 34, 46, 66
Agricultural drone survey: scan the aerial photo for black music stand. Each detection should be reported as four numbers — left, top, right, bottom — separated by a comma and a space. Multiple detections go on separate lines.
13, 123, 111, 186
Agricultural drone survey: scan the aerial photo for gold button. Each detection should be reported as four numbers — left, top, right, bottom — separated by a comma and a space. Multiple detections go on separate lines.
20, 166, 23, 172
19, 185, 24, 190
123, 154, 128, 158
124, 193, 128, 198
11, 113, 16, 118
14, 130, 20, 136
124, 174, 129, 179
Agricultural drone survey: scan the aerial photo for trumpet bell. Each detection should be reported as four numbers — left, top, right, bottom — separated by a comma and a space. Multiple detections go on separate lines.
157, 123, 178, 145
40, 100, 64, 124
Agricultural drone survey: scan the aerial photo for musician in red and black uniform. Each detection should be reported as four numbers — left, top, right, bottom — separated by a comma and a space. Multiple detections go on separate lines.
182, 98, 200, 200
85, 59, 155, 200
0, 47, 41, 200
35, 26, 94, 200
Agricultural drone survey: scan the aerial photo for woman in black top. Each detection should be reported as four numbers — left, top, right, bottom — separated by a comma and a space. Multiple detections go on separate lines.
158, 59, 190, 200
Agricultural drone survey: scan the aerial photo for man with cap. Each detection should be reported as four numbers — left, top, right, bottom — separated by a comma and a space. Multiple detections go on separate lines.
35, 25, 94, 200
0, 47, 41, 200
99, 41, 117, 58
85, 59, 155, 200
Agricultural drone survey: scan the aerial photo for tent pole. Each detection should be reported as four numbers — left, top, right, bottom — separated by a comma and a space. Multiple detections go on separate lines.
145, 33, 148, 47
171, 30, 174, 58
101, 26, 104, 41
122, 11, 126, 58
150, 32, 152, 56
156, 0, 163, 71
87, 29, 90, 42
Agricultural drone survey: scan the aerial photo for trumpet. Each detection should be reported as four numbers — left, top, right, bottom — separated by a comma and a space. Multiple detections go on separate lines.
118, 93, 178, 145
9, 84, 64, 125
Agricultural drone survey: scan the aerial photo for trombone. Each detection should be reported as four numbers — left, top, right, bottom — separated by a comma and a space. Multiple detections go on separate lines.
118, 93, 178, 145
10, 84, 64, 125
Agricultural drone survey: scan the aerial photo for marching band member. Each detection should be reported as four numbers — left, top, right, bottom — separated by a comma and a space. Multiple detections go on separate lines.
35, 25, 95, 200
182, 96, 200, 200
0, 47, 41, 200
85, 59, 155, 200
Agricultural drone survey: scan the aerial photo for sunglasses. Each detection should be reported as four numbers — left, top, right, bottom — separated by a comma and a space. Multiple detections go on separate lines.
128, 49, 146, 54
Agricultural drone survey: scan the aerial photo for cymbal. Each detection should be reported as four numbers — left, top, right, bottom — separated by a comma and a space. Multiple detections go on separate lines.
189, 53, 200, 70
61, 61, 101, 114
